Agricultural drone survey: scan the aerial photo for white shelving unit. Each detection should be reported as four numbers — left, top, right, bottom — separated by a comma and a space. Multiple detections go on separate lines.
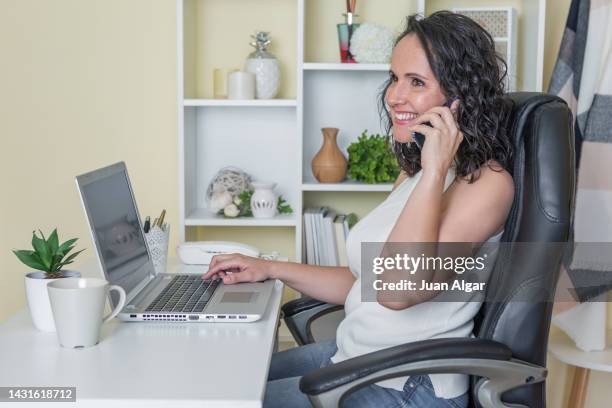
303, 63, 390, 71
177, 0, 547, 264
184, 99, 298, 107
185, 210, 298, 227
302, 182, 394, 192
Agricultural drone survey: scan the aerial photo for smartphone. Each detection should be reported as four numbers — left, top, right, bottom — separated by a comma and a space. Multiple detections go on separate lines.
412, 98, 458, 150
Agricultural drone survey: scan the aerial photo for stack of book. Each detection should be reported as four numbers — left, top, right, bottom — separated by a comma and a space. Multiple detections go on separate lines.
303, 207, 351, 266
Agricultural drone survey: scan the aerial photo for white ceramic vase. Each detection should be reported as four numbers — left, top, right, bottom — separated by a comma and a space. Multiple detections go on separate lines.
25, 270, 81, 332
251, 182, 278, 218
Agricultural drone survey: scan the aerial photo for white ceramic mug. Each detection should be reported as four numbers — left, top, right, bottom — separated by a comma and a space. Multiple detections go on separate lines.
47, 278, 126, 348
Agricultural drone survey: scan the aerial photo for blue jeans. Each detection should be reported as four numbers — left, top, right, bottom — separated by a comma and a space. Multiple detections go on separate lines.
264, 340, 468, 408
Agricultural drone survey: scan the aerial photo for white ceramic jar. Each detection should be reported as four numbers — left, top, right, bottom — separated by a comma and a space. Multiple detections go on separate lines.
245, 31, 280, 99
245, 58, 280, 99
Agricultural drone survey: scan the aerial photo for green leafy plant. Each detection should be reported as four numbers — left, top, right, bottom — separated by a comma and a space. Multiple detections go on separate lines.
346, 213, 358, 229
347, 130, 400, 183
13, 229, 85, 278
277, 196, 292, 215
233, 189, 255, 217
217, 189, 294, 217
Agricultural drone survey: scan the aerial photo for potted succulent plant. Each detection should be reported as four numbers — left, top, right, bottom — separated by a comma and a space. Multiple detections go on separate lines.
13, 229, 84, 332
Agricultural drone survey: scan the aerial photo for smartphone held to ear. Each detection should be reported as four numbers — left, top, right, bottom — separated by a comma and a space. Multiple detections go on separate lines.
412, 98, 458, 150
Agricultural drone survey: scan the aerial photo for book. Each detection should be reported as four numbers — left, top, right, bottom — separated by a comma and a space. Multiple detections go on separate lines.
303, 208, 315, 264
304, 207, 351, 267
316, 207, 327, 265
322, 208, 338, 266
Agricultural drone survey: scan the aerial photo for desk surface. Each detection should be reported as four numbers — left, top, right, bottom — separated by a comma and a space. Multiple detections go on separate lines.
0, 260, 284, 407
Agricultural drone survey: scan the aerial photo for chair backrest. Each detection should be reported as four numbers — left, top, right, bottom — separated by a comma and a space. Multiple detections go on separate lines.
472, 93, 576, 407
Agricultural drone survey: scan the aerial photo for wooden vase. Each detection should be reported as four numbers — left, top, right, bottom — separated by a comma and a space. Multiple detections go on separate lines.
311, 127, 347, 183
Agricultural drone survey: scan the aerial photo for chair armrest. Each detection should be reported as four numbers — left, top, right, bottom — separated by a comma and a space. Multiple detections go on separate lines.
300, 338, 546, 408
300, 337, 511, 394
282, 296, 334, 316
281, 297, 343, 345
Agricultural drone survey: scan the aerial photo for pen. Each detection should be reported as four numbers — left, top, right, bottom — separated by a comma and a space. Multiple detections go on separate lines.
157, 209, 166, 228
143, 216, 151, 233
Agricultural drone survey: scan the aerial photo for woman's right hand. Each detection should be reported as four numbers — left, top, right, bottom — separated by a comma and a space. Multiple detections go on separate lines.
201, 253, 273, 285
408, 99, 462, 177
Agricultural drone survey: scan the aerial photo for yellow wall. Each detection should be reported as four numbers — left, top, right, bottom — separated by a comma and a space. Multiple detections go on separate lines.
0, 0, 179, 320
1, 0, 610, 406
544, 0, 571, 91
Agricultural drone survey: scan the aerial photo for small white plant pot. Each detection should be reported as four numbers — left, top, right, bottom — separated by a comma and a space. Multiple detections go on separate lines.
25, 270, 81, 332
251, 182, 278, 218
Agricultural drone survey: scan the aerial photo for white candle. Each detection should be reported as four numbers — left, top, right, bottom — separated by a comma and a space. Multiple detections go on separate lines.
213, 68, 230, 99
228, 71, 256, 100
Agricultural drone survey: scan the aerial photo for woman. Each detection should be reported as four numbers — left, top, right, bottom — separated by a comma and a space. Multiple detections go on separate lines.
203, 11, 514, 408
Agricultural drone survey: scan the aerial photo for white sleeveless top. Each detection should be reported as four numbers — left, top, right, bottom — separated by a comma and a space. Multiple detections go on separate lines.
330, 167, 504, 399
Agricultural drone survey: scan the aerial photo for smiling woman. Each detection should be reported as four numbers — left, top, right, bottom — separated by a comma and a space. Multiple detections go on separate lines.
379, 11, 513, 183
203, 10, 515, 408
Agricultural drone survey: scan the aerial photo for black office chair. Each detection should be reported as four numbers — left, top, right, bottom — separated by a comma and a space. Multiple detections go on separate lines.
281, 93, 576, 408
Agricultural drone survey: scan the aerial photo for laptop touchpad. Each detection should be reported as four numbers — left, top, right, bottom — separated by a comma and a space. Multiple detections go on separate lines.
221, 292, 258, 303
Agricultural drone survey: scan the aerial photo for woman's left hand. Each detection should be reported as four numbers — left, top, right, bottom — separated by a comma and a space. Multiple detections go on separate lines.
408, 99, 462, 177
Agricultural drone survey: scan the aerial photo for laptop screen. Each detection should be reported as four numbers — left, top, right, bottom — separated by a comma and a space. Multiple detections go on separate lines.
77, 163, 152, 306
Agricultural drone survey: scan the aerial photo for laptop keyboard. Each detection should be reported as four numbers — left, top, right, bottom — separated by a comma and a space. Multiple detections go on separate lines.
145, 275, 220, 313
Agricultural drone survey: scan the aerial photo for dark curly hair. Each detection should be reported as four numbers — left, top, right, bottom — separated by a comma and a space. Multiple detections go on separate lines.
379, 11, 513, 182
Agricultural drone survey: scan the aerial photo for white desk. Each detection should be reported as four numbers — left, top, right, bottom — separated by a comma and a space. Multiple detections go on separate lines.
0, 260, 284, 407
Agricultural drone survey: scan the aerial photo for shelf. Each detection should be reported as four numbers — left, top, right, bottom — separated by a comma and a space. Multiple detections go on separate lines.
302, 181, 393, 192
185, 208, 298, 227
303, 63, 390, 72
184, 99, 297, 107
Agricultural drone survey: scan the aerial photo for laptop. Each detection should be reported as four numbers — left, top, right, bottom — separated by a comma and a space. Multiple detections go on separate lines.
75, 162, 275, 323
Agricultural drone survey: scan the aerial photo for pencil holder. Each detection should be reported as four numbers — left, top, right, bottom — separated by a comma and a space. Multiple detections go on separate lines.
145, 225, 170, 275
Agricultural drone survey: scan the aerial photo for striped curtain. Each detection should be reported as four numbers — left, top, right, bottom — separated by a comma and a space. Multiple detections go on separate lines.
548, 0, 612, 351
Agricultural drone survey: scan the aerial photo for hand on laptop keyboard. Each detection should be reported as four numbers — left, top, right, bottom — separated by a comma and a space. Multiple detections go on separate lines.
202, 254, 273, 285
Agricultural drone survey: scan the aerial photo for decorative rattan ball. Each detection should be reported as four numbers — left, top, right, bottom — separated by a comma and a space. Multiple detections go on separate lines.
205, 166, 253, 206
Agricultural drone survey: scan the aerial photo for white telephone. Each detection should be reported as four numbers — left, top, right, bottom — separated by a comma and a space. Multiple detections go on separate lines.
176, 241, 262, 265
